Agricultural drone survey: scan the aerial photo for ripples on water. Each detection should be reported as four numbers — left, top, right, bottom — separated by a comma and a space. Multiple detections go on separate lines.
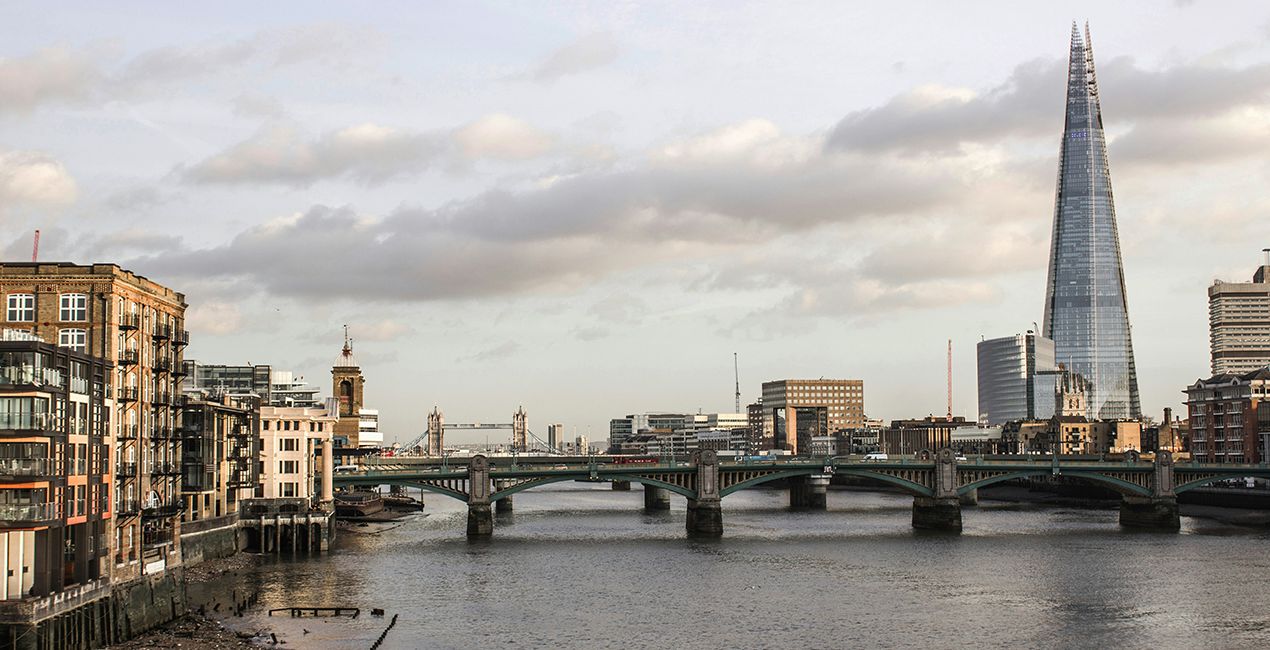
215, 485, 1270, 649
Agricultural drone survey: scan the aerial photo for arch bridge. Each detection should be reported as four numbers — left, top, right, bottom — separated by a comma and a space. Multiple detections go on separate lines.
332, 451, 1270, 538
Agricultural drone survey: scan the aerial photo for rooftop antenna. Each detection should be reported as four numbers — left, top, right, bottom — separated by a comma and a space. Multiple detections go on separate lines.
1263, 248, 1269, 267
31, 230, 39, 263
733, 352, 741, 413
946, 339, 953, 420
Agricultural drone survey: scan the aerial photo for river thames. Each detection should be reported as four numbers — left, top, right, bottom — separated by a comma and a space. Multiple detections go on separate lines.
205, 485, 1270, 649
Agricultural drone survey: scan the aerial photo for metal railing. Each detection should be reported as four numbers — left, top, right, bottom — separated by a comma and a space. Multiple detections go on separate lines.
118, 424, 139, 440
116, 461, 138, 477
0, 412, 55, 431
116, 499, 140, 517
119, 350, 139, 366
117, 387, 138, 402
0, 502, 55, 522
152, 357, 172, 372
120, 314, 140, 330
152, 324, 171, 340
172, 329, 190, 346
0, 458, 51, 476
0, 366, 62, 387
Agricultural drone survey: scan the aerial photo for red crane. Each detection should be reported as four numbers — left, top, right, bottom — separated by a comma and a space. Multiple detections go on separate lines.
31, 230, 39, 262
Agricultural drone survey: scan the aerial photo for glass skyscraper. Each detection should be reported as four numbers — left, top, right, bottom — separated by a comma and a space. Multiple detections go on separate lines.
1041, 23, 1142, 420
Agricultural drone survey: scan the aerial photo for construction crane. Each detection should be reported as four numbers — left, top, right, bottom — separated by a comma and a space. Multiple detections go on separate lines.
733, 352, 741, 414
31, 230, 39, 263
946, 339, 953, 420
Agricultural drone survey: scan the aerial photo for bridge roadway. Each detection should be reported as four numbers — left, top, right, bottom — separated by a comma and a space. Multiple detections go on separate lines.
333, 450, 1270, 538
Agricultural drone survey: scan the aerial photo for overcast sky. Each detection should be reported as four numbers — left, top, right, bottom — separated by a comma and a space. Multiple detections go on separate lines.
3, 1, 1269, 445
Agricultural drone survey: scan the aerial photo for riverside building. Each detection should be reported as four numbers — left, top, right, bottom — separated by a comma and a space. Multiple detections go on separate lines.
1185, 368, 1270, 464
977, 333, 1057, 425
0, 262, 189, 583
1040, 24, 1142, 420
759, 379, 865, 455
0, 332, 113, 620
1208, 258, 1270, 375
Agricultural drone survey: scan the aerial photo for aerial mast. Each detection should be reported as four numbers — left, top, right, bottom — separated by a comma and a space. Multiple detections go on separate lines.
946, 339, 953, 420
734, 352, 741, 414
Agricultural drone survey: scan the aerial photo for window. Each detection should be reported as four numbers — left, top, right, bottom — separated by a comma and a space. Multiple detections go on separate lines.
59, 329, 87, 352
6, 294, 33, 322
281, 438, 299, 452
59, 294, 87, 321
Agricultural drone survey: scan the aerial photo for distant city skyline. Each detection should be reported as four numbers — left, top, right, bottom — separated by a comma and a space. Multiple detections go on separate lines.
3, 3, 1269, 442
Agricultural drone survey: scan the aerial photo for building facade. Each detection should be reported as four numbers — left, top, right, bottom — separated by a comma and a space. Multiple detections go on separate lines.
1209, 261, 1270, 375
1040, 25, 1142, 420
0, 334, 113, 608
0, 262, 188, 583
1185, 368, 1270, 464
180, 394, 259, 524
881, 417, 969, 455
760, 379, 865, 455
258, 405, 337, 506
977, 333, 1057, 425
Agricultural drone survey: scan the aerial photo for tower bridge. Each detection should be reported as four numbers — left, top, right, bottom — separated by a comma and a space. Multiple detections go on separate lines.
403, 406, 547, 455
333, 450, 1270, 538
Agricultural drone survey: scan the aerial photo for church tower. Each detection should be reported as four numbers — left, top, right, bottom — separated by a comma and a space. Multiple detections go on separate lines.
332, 326, 365, 447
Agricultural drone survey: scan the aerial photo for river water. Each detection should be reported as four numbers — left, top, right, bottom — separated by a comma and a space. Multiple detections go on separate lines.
209, 485, 1270, 649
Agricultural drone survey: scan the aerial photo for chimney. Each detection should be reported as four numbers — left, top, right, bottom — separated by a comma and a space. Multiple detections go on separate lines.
1163, 407, 1172, 426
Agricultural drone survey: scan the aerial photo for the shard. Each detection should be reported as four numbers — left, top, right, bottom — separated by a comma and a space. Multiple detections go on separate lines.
1041, 23, 1142, 420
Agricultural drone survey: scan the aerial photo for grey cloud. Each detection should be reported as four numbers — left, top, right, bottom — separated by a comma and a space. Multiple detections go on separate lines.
527, 32, 620, 82
0, 48, 101, 114
104, 186, 170, 211
183, 123, 448, 186
828, 54, 1270, 155
461, 341, 521, 363
1112, 115, 1270, 168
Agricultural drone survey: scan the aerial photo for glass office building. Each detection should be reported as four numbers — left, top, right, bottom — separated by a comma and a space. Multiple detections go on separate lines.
1041, 23, 1142, 420
977, 333, 1056, 425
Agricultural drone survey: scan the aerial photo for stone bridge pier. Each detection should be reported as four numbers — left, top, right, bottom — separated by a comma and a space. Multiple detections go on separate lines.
789, 475, 830, 509
685, 451, 722, 537
494, 479, 513, 513
912, 450, 962, 531
467, 456, 493, 538
612, 480, 632, 491
1119, 451, 1179, 530
643, 485, 670, 511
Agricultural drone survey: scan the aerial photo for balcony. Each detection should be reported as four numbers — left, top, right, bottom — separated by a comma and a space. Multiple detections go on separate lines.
172, 329, 189, 347
116, 499, 140, 517
117, 387, 138, 403
152, 324, 171, 341
115, 461, 137, 477
119, 314, 140, 330
0, 366, 63, 388
0, 412, 55, 432
150, 462, 181, 476
119, 350, 139, 366
228, 425, 252, 438
151, 357, 172, 373
0, 502, 56, 523
150, 426, 175, 441
0, 458, 52, 478
151, 392, 171, 407
118, 424, 139, 440
142, 503, 182, 519
142, 526, 175, 547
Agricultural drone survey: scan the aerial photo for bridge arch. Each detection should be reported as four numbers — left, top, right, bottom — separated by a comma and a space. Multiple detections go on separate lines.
1174, 469, 1270, 494
956, 469, 1153, 497
717, 467, 935, 498
491, 474, 697, 502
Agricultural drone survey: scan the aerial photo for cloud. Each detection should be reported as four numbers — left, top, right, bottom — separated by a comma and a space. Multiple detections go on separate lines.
461, 341, 521, 363
0, 25, 374, 114
827, 55, 1270, 156
104, 186, 170, 211
1111, 109, 1270, 168
186, 301, 243, 336
453, 114, 554, 160
355, 320, 414, 342
0, 150, 78, 207
0, 48, 101, 114
183, 123, 447, 186
184, 115, 557, 186
527, 32, 620, 82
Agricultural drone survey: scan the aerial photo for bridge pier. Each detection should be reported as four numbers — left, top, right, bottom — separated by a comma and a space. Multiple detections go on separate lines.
1119, 496, 1179, 530
467, 455, 493, 538
643, 485, 670, 511
686, 450, 722, 538
912, 497, 962, 531
612, 480, 631, 491
493, 480, 513, 512
788, 475, 829, 509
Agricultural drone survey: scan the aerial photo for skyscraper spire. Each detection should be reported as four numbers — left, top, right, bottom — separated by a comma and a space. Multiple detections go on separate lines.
1041, 22, 1141, 420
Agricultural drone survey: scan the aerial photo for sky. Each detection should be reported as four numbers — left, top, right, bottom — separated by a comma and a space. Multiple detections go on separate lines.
2, 1, 1269, 445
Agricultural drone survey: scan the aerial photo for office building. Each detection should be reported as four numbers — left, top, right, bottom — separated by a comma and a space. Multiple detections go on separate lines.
0, 262, 188, 582
977, 333, 1056, 425
881, 417, 970, 455
1041, 24, 1141, 420
760, 379, 865, 455
547, 423, 565, 452
1185, 368, 1270, 464
358, 408, 383, 447
180, 394, 259, 524
181, 363, 322, 408
258, 405, 337, 505
0, 333, 113, 607
1208, 259, 1270, 375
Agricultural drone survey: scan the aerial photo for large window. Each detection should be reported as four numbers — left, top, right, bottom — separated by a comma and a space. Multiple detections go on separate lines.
6, 294, 33, 322
59, 294, 87, 321
59, 328, 87, 352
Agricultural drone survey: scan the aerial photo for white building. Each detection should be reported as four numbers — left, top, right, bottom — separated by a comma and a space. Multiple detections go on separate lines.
259, 405, 338, 504
358, 407, 383, 448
